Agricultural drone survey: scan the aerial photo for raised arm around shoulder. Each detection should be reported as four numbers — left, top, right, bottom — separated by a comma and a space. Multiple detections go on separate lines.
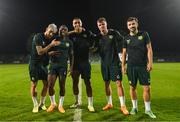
36, 39, 60, 55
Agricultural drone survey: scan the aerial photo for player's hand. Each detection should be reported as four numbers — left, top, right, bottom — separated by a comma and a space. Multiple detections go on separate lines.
122, 66, 127, 75
51, 39, 60, 47
48, 51, 61, 56
147, 63, 153, 72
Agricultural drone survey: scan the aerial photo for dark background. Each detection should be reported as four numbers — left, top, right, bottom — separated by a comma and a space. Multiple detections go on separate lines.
0, 0, 180, 57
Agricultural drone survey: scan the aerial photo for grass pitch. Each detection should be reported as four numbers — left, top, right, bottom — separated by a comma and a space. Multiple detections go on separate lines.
0, 63, 180, 121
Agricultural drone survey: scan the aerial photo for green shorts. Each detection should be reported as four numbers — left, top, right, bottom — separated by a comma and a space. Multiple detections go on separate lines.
29, 62, 48, 82
127, 66, 150, 87
101, 63, 122, 82
48, 63, 67, 78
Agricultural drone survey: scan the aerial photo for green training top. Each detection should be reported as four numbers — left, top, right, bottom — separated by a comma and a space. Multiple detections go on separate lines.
123, 31, 151, 66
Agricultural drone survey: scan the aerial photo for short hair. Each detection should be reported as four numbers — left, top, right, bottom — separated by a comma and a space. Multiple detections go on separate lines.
73, 17, 81, 21
97, 17, 107, 23
127, 17, 138, 23
47, 23, 58, 33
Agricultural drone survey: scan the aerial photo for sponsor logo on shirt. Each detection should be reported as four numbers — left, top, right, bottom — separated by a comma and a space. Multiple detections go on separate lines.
138, 36, 143, 40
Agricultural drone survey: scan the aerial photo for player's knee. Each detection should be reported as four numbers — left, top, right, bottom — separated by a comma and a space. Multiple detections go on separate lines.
143, 86, 150, 92
130, 85, 136, 91
84, 79, 91, 86
116, 80, 123, 88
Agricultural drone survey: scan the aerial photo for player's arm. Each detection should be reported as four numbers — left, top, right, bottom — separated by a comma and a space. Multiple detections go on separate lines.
121, 36, 128, 75
114, 30, 124, 61
147, 42, 153, 72
122, 48, 127, 74
68, 41, 74, 76
36, 39, 59, 55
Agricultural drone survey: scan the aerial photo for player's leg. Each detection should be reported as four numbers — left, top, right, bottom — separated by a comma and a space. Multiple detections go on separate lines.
111, 64, 129, 115
38, 80, 48, 110
39, 67, 48, 110
47, 74, 57, 112
139, 66, 156, 118
127, 66, 138, 115
102, 81, 113, 110
58, 69, 67, 113
29, 63, 39, 113
31, 81, 39, 113
101, 64, 113, 110
81, 62, 95, 112
70, 70, 80, 108
116, 80, 129, 115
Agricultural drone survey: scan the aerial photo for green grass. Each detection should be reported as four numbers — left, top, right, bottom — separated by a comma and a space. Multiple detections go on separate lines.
0, 63, 180, 121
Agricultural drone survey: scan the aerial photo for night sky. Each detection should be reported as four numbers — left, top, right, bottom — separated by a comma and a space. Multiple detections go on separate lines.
0, 0, 180, 55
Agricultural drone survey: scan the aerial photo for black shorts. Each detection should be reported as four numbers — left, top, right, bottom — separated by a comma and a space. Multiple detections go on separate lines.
29, 62, 48, 82
101, 63, 122, 82
48, 63, 67, 78
127, 66, 150, 87
73, 61, 91, 80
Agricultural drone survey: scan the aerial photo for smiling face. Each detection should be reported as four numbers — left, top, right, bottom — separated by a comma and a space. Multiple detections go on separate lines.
59, 25, 68, 36
73, 18, 82, 31
45, 27, 56, 39
127, 19, 138, 33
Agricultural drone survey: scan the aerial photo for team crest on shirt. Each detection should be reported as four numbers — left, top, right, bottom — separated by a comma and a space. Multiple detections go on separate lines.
138, 36, 143, 40
83, 34, 87, 38
66, 42, 70, 47
127, 39, 131, 44
109, 35, 113, 39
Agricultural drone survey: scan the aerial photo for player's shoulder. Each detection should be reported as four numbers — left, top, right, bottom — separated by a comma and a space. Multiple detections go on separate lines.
109, 29, 122, 36
33, 33, 43, 41
35, 33, 43, 37
68, 30, 76, 35
138, 30, 149, 36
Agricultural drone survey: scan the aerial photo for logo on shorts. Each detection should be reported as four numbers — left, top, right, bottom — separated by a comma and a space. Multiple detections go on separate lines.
66, 42, 70, 47
117, 75, 120, 79
109, 35, 113, 39
127, 39, 131, 44
64, 71, 67, 75
31, 77, 35, 81
129, 81, 132, 84
42, 41, 45, 46
138, 36, 143, 40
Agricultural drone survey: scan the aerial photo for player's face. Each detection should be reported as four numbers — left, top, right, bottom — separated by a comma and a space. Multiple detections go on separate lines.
73, 19, 82, 30
59, 26, 68, 36
97, 21, 107, 32
45, 28, 56, 39
127, 20, 138, 32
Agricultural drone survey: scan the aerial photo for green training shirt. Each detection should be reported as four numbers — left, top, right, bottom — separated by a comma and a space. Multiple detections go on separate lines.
123, 31, 151, 66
